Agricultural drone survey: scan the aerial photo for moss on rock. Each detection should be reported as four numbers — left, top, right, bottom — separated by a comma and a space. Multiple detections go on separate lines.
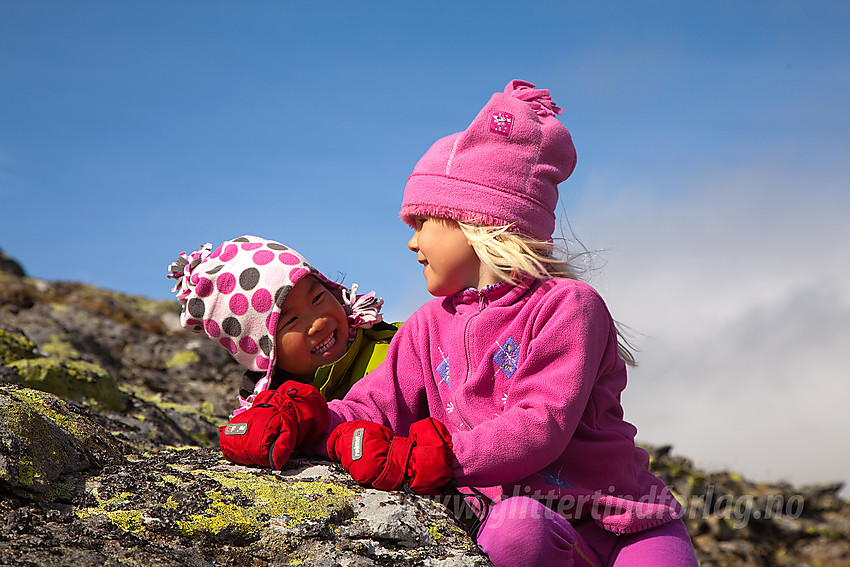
40, 333, 81, 360
6, 357, 129, 412
76, 463, 355, 545
0, 385, 126, 498
165, 350, 200, 369
0, 327, 37, 364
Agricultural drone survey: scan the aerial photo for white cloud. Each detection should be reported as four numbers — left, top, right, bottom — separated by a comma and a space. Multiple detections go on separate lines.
571, 159, 850, 491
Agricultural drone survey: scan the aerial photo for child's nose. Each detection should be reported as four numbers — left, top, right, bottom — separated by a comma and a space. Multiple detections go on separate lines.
308, 316, 327, 335
407, 232, 419, 252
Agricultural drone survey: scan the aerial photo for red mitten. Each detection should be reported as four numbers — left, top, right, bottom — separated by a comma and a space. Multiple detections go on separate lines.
327, 417, 453, 495
277, 381, 329, 447
406, 417, 453, 494
219, 380, 329, 469
220, 388, 297, 468
327, 420, 411, 489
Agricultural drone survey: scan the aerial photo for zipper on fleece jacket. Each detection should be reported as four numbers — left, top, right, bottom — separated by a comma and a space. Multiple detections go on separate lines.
452, 290, 488, 430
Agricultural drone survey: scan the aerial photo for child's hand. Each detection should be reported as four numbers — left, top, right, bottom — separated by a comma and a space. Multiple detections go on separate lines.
219, 381, 328, 469
327, 417, 453, 495
406, 417, 454, 494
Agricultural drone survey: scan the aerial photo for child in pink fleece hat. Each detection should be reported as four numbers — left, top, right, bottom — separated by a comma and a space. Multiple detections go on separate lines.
167, 235, 396, 417
314, 80, 699, 566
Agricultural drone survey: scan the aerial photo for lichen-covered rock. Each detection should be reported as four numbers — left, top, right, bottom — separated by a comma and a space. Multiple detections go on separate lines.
6, 357, 130, 412
0, 326, 37, 364
1, 289, 242, 422
0, 384, 126, 500
19, 449, 491, 566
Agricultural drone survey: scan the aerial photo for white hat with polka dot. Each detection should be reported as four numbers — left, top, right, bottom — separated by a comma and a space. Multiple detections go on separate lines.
167, 235, 383, 409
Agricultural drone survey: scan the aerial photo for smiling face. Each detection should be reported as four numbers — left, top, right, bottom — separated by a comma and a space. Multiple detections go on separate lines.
274, 276, 350, 381
407, 216, 486, 297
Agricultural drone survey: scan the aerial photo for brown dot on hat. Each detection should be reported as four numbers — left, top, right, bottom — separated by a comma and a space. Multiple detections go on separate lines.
267, 242, 288, 251
222, 317, 242, 337
205, 265, 224, 275
275, 285, 293, 309
233, 236, 250, 242
240, 267, 260, 290
259, 335, 272, 355
188, 298, 206, 318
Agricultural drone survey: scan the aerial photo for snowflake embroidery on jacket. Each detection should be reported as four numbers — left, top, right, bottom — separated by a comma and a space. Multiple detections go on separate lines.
493, 337, 520, 379
436, 346, 450, 388
543, 471, 572, 489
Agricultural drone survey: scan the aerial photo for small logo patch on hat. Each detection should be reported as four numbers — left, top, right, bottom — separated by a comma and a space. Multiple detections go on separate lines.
225, 423, 248, 436
489, 111, 514, 137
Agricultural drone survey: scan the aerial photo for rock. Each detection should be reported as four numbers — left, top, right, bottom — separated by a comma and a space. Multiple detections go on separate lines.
0, 384, 126, 501
0, 248, 25, 278
0, 326, 37, 364
6, 357, 130, 412
1, 447, 490, 566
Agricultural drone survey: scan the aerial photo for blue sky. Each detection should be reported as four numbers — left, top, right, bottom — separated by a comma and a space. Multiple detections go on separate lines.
2, 1, 849, 493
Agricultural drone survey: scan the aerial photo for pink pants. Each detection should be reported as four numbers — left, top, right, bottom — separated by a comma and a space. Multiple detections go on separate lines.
476, 497, 699, 567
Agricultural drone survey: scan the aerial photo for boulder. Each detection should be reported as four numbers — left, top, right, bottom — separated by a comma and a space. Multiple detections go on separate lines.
0, 384, 126, 501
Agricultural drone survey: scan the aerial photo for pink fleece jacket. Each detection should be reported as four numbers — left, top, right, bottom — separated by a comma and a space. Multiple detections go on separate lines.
319, 277, 682, 535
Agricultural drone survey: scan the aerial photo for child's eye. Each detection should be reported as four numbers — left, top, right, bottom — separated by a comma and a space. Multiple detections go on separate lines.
313, 291, 326, 304
281, 315, 297, 328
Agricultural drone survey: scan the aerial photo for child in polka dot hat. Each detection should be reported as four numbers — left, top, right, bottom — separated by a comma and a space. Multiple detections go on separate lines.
167, 235, 396, 417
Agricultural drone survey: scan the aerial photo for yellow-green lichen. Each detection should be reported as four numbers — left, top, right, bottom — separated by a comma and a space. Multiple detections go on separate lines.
40, 334, 80, 360
107, 510, 145, 533
165, 350, 200, 369
0, 327, 37, 363
16, 457, 40, 488
178, 471, 355, 537
0, 387, 124, 495
75, 466, 356, 543
200, 401, 215, 417
7, 358, 128, 411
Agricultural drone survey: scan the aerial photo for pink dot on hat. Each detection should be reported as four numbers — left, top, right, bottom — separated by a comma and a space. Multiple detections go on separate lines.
210, 244, 223, 259
217, 272, 236, 294
241, 242, 263, 251
279, 252, 300, 265
266, 312, 279, 334
229, 293, 249, 316
204, 319, 221, 338
290, 267, 308, 281
220, 337, 237, 355
252, 288, 273, 313
196, 278, 214, 297
239, 336, 259, 354
220, 244, 238, 262
257, 355, 271, 370
253, 250, 274, 265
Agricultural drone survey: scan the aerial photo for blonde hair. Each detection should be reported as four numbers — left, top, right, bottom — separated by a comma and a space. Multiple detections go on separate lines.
456, 220, 637, 367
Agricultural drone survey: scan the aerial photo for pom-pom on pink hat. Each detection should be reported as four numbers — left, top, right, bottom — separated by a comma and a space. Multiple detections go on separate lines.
400, 79, 577, 242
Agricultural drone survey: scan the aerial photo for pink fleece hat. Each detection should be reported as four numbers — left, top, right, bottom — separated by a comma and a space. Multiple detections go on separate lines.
400, 80, 577, 241
166, 235, 384, 409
